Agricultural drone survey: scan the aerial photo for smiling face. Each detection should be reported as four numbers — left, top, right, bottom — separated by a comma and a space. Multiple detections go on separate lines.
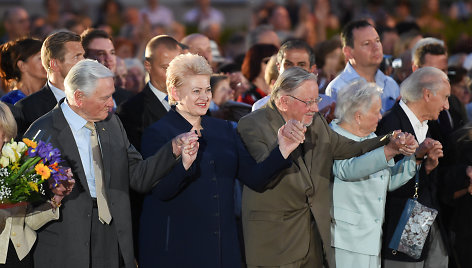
345, 26, 383, 68
174, 74, 212, 121
279, 79, 319, 126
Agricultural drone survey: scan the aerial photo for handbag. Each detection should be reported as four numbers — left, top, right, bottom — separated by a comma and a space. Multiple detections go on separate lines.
388, 166, 438, 259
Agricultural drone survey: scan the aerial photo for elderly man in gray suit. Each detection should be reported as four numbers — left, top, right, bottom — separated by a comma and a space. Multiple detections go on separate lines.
237, 67, 416, 268
24, 59, 198, 268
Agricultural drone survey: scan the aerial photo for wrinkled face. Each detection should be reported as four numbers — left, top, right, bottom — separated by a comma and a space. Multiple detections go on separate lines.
346, 26, 383, 68
188, 36, 212, 64
280, 79, 319, 126
423, 53, 448, 73
145, 45, 180, 92
77, 77, 115, 122
23, 51, 47, 80
57, 42, 85, 79
175, 75, 212, 119
279, 48, 312, 74
357, 96, 382, 136
212, 79, 233, 106
425, 80, 450, 120
86, 38, 116, 73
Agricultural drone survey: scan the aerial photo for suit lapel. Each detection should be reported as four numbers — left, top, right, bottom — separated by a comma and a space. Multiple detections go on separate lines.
143, 85, 167, 125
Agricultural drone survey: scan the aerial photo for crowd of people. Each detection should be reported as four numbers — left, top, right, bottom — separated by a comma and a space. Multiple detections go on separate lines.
0, 0, 472, 267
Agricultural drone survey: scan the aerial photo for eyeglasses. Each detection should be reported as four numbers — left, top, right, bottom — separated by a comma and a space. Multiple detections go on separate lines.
287, 95, 322, 107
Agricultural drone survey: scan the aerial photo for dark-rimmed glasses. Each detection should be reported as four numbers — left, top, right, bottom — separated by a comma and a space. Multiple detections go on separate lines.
287, 95, 322, 107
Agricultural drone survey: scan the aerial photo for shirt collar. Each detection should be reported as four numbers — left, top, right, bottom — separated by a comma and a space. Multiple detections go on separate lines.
344, 62, 387, 89
399, 99, 428, 129
60, 100, 88, 132
48, 80, 66, 102
148, 82, 168, 102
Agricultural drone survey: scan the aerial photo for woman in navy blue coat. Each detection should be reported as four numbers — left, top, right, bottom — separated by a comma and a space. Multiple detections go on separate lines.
138, 53, 305, 268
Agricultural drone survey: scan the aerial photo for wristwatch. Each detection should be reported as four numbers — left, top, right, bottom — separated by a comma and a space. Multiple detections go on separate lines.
380, 131, 396, 143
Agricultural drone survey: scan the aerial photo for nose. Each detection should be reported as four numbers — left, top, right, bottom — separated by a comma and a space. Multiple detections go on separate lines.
444, 98, 450, 110
310, 103, 319, 113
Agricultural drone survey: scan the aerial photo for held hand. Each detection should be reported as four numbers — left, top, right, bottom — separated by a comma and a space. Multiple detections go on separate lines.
49, 178, 75, 207
415, 138, 437, 159
171, 132, 199, 157
424, 141, 443, 174
278, 120, 306, 159
182, 140, 199, 170
384, 131, 417, 159
398, 133, 419, 156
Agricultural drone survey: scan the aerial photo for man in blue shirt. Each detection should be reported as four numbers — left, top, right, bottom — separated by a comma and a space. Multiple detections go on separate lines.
326, 19, 399, 114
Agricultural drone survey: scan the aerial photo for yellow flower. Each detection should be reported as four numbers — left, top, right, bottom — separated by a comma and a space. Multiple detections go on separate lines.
22, 138, 37, 149
28, 182, 39, 192
10, 162, 19, 171
35, 163, 51, 180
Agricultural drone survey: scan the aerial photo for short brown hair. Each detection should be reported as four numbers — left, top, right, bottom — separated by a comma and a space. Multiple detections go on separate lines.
41, 31, 81, 71
80, 28, 112, 56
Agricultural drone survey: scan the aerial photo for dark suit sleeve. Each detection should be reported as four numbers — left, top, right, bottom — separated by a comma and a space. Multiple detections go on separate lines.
321, 114, 387, 160
116, 116, 179, 193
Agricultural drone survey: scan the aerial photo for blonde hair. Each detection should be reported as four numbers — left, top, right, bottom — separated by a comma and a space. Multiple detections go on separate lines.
166, 53, 212, 105
0, 102, 17, 141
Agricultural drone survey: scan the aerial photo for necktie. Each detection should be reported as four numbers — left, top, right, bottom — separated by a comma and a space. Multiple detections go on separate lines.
85, 122, 112, 224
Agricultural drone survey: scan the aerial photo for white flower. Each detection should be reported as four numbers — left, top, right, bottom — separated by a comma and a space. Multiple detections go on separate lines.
0, 156, 9, 168
1, 143, 20, 163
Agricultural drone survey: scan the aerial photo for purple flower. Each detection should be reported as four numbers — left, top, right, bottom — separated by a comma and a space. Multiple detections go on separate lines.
34, 141, 62, 164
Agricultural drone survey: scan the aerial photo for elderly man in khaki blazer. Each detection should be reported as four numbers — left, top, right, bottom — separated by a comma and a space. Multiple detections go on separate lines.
237, 67, 413, 268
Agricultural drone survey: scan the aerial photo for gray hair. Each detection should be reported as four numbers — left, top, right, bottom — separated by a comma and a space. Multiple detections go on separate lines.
271, 67, 317, 102
400, 66, 449, 103
64, 59, 114, 98
334, 80, 382, 123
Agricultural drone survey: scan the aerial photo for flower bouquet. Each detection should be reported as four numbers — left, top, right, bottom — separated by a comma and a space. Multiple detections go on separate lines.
0, 138, 72, 206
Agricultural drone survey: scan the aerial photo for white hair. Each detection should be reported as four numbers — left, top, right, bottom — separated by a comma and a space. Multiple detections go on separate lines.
334, 79, 382, 123
400, 66, 449, 103
64, 59, 114, 98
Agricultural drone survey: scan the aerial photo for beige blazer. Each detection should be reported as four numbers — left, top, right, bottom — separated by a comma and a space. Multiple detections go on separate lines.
0, 203, 59, 263
237, 102, 388, 267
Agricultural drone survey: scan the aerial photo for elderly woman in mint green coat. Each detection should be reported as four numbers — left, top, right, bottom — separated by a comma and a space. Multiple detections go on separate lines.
329, 80, 423, 268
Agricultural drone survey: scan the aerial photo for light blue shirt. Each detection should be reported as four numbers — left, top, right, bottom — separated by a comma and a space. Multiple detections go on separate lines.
325, 63, 400, 114
60, 101, 97, 197
48, 80, 66, 102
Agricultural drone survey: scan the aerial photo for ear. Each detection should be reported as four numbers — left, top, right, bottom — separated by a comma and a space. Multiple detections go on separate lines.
343, 46, 352, 60
73, 89, 84, 106
277, 95, 289, 112
144, 59, 151, 74
411, 64, 418, 72
276, 62, 281, 73
170, 86, 179, 102
49, 59, 59, 72
354, 111, 362, 125
423, 88, 431, 102
17, 60, 27, 73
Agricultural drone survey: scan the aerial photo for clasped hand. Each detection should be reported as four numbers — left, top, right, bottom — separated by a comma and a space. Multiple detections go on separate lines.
172, 132, 199, 170
278, 119, 307, 159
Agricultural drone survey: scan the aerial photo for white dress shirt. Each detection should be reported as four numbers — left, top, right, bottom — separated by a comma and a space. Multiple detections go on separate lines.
48, 81, 66, 102
399, 100, 429, 143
